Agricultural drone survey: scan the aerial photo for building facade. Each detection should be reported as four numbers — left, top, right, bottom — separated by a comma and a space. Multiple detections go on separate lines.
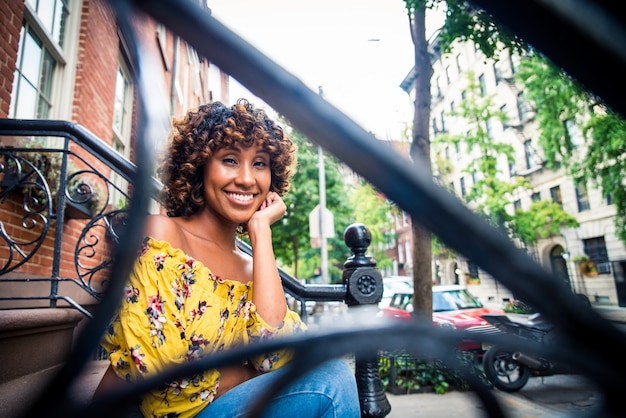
398, 35, 626, 307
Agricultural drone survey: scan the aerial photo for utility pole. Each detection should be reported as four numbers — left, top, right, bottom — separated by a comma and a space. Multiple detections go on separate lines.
318, 86, 329, 284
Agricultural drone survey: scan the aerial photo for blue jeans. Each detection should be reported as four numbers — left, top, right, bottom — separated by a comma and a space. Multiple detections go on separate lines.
196, 358, 360, 418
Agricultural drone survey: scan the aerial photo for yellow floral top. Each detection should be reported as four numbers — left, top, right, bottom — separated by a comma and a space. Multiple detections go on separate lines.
101, 237, 307, 418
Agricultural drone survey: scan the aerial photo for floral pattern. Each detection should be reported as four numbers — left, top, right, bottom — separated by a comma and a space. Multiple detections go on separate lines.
101, 237, 306, 418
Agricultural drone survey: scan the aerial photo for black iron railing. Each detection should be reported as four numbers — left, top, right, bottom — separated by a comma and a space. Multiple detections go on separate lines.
2, 0, 626, 417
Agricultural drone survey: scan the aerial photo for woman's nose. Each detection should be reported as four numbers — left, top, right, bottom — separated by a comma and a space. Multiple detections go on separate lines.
235, 164, 254, 186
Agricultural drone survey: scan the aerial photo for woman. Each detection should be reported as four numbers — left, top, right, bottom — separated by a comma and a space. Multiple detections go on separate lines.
96, 100, 359, 418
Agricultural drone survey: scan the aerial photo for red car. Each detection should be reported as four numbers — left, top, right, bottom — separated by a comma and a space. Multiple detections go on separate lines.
380, 285, 505, 355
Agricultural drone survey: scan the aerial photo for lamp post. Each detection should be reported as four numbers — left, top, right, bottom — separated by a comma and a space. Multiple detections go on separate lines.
318, 86, 329, 284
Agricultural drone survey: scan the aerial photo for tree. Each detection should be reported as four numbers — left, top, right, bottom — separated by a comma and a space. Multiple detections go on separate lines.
516, 53, 626, 245
402, 0, 527, 317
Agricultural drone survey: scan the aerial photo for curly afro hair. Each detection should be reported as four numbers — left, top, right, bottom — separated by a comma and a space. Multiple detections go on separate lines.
157, 99, 297, 218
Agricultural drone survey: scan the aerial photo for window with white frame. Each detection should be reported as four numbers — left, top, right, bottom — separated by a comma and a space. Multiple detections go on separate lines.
478, 73, 486, 95
110, 60, 134, 208
575, 179, 590, 212
524, 140, 536, 170
405, 240, 412, 266
10, 0, 70, 119
550, 185, 562, 205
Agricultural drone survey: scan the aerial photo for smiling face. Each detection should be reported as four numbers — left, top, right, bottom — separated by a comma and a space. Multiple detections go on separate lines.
202, 144, 272, 227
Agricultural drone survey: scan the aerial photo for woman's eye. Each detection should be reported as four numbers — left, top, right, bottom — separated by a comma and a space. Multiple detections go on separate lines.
254, 160, 268, 168
223, 158, 237, 165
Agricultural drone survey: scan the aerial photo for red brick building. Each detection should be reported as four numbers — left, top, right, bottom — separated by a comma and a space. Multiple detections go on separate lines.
0, 0, 226, 306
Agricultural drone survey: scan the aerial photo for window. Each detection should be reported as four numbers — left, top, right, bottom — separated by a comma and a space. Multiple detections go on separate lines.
111, 60, 134, 208
432, 117, 439, 135
485, 118, 493, 138
455, 53, 463, 73
113, 65, 132, 139
478, 74, 487, 95
440, 110, 446, 133
524, 140, 536, 170
493, 62, 502, 85
583, 237, 609, 272
445, 66, 451, 84
531, 192, 541, 202
500, 104, 509, 129
444, 146, 450, 161
467, 261, 479, 280
405, 240, 412, 266
460, 177, 466, 197
509, 53, 517, 75
575, 179, 590, 212
450, 101, 455, 113
565, 119, 583, 147
455, 142, 461, 160
517, 92, 528, 122
513, 199, 521, 211
10, 0, 70, 119
435, 76, 442, 97
550, 186, 562, 205
509, 160, 517, 177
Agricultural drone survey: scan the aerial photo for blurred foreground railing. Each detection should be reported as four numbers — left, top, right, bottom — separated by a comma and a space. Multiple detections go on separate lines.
6, 0, 626, 417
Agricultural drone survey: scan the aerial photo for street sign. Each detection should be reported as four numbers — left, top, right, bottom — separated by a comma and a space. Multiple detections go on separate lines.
309, 204, 335, 239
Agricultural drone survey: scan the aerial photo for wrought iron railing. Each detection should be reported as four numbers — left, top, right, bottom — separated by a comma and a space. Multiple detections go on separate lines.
0, 120, 352, 318
2, 0, 626, 417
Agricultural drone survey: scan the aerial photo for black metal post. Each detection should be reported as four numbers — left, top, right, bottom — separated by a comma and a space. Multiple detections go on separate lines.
342, 223, 391, 418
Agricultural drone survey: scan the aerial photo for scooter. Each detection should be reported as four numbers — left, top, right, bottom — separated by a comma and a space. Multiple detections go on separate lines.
480, 313, 574, 392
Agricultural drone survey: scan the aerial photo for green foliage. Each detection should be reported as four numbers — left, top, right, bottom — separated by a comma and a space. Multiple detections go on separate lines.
517, 53, 626, 245
379, 350, 486, 394
512, 200, 579, 247
503, 299, 536, 314
515, 54, 589, 168
348, 181, 395, 270
404, 0, 528, 59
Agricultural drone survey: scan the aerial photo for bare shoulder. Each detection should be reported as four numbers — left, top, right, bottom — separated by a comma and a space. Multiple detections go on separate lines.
143, 214, 184, 249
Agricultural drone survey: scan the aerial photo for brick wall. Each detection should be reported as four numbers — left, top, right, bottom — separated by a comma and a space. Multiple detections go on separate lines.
0, 0, 23, 118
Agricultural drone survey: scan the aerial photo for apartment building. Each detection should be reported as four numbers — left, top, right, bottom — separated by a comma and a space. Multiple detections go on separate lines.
399, 35, 626, 307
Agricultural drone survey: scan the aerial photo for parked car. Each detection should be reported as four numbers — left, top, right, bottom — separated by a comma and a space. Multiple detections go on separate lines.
380, 285, 505, 356
379, 276, 414, 309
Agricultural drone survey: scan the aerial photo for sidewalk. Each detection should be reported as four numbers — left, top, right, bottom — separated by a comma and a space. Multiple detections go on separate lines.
385, 390, 561, 418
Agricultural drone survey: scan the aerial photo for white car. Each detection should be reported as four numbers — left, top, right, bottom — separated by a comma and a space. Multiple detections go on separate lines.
379, 276, 413, 308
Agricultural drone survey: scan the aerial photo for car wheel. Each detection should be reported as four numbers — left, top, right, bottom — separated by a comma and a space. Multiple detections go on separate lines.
482, 346, 530, 392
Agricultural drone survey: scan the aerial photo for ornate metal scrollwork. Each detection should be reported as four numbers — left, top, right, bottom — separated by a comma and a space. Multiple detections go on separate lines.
0, 151, 52, 274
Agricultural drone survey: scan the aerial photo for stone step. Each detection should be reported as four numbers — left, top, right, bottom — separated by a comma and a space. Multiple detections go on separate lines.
0, 308, 85, 385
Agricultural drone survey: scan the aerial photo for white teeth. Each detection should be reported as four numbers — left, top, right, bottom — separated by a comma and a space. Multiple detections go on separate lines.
228, 193, 253, 202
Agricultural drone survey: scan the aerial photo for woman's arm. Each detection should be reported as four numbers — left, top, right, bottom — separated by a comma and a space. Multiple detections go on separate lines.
247, 192, 287, 326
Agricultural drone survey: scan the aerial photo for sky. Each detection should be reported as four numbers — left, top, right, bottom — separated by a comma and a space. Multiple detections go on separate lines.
206, 0, 443, 140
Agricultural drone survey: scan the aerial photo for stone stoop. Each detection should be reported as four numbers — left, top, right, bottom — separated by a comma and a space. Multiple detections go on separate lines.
0, 308, 85, 418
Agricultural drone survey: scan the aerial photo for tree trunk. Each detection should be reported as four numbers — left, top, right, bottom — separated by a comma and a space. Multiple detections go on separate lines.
408, 6, 433, 319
